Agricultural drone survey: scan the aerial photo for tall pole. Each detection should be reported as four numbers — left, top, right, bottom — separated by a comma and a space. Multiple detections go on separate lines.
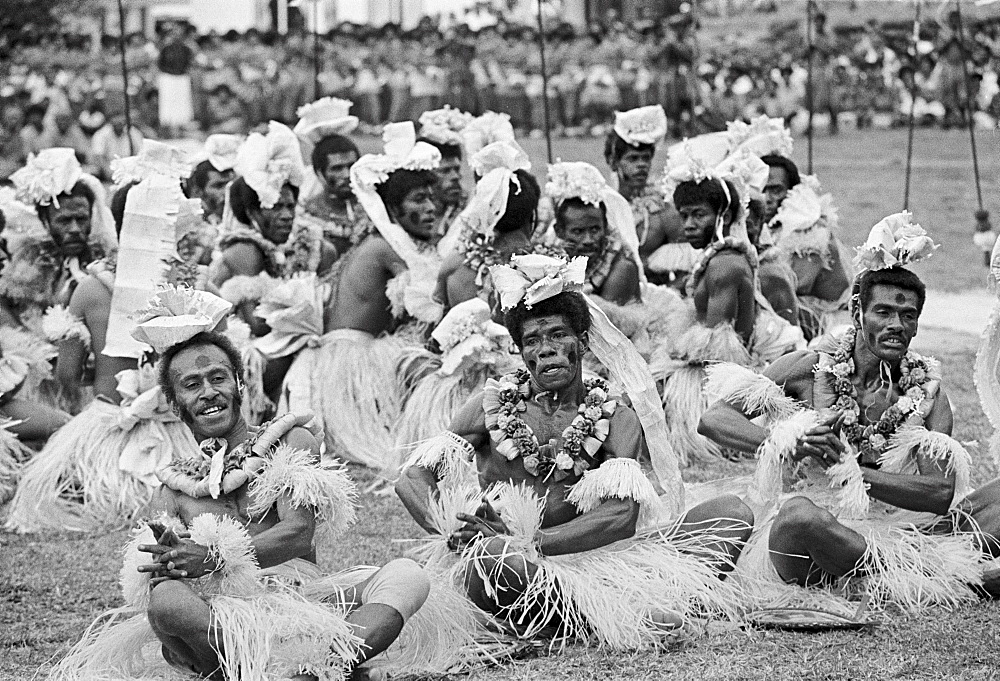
903, 0, 922, 210
806, 0, 814, 175
954, 0, 983, 210
535, 0, 553, 164
313, 0, 321, 100
116, 0, 135, 155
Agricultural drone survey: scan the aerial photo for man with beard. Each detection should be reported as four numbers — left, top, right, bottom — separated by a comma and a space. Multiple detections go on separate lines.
699, 217, 1000, 605
396, 281, 754, 645
417, 106, 474, 238
760, 154, 851, 338
186, 135, 239, 226
49, 297, 434, 680
604, 105, 690, 290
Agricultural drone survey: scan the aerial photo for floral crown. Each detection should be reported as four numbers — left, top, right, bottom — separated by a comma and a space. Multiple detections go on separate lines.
10, 148, 83, 207
431, 298, 511, 375
201, 134, 243, 172
130, 286, 233, 354
111, 140, 192, 188
293, 97, 359, 144
768, 174, 838, 233
418, 105, 474, 147
233, 121, 306, 209
545, 161, 608, 208
459, 140, 532, 238
350, 121, 441, 193
854, 211, 937, 273
613, 105, 667, 146
490, 253, 587, 311
660, 138, 769, 204
461, 111, 516, 159
726, 114, 794, 158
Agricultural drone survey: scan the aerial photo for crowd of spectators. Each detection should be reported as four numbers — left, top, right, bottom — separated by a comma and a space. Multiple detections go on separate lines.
2, 6, 1000, 182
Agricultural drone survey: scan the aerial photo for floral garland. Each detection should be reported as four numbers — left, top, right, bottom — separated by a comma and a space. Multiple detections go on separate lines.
685, 236, 757, 298
460, 229, 566, 285
482, 368, 616, 481
817, 326, 937, 462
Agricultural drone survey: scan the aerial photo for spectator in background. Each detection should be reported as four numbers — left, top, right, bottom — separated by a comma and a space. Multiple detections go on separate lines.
0, 102, 26, 182
157, 22, 195, 136
90, 91, 144, 182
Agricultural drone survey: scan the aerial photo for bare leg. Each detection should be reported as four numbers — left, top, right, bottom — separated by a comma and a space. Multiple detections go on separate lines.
147, 580, 223, 678
674, 494, 755, 577
462, 535, 539, 615
768, 496, 867, 586
956, 478, 1000, 558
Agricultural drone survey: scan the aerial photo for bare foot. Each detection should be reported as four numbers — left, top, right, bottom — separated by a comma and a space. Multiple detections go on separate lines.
980, 568, 1000, 599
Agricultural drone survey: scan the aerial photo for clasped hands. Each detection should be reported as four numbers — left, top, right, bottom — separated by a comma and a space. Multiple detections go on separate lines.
137, 521, 218, 585
447, 499, 510, 552
792, 410, 847, 468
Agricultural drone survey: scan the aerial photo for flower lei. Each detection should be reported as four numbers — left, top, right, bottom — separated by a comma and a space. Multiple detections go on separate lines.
685, 236, 757, 298
817, 326, 937, 462
483, 368, 617, 481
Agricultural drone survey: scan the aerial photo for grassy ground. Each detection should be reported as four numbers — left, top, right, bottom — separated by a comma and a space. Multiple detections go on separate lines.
3, 128, 1000, 679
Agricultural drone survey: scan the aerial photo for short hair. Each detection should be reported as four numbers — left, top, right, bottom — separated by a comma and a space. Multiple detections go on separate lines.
311, 134, 360, 173
229, 176, 300, 224
419, 138, 463, 161
672, 178, 739, 226
553, 196, 607, 231
504, 291, 591, 348
760, 154, 801, 190
603, 130, 656, 164
158, 331, 245, 406
186, 159, 220, 196
855, 267, 927, 316
375, 168, 438, 214
495, 169, 540, 234
109, 181, 136, 234
37, 180, 96, 222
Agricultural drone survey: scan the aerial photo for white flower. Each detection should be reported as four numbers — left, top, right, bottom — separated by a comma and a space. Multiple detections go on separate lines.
895, 396, 914, 413
555, 451, 575, 470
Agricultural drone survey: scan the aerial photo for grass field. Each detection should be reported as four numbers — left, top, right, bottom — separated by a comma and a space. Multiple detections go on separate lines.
3, 128, 1000, 680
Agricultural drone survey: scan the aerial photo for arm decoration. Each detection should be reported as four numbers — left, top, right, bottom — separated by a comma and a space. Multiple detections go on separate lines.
824, 455, 870, 520
704, 362, 799, 421
402, 431, 475, 483
187, 513, 261, 596
672, 322, 753, 366
483, 482, 545, 561
879, 426, 973, 508
751, 409, 821, 505
218, 273, 274, 306
566, 457, 664, 530
247, 444, 358, 535
42, 305, 92, 348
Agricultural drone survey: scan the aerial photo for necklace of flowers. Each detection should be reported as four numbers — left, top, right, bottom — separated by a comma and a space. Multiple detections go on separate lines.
283, 223, 322, 275
685, 237, 756, 298
483, 368, 617, 481
818, 325, 936, 462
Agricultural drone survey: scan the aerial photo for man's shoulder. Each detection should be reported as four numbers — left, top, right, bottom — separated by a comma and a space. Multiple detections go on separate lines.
764, 349, 820, 386
705, 250, 753, 280
221, 241, 266, 273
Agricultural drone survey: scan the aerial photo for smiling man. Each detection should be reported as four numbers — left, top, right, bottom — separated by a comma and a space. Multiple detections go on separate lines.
699, 216, 1000, 606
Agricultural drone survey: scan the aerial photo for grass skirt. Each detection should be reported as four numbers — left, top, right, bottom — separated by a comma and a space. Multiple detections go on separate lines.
0, 421, 32, 504
5, 400, 200, 533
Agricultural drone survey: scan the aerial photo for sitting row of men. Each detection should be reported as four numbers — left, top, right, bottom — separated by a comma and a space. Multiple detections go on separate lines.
0, 101, 997, 680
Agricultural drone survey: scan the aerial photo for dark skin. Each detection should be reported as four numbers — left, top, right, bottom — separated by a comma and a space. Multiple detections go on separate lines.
435, 155, 464, 209
434, 224, 533, 311
699, 285, 1000, 585
190, 168, 233, 222
555, 203, 640, 305
43, 195, 92, 259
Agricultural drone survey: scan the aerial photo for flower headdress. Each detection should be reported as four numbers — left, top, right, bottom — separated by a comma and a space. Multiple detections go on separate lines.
200, 134, 243, 172
726, 114, 794, 159
546, 161, 646, 280
431, 298, 511, 375
111, 140, 192, 188
11, 148, 83, 207
461, 111, 516, 160
350, 122, 441, 194
613, 105, 667, 146
854, 211, 937, 273
490, 253, 587, 311
418, 105, 474, 147
0, 186, 47, 255
130, 286, 233, 354
233, 121, 306, 209
293, 97, 359, 144
768, 174, 838, 234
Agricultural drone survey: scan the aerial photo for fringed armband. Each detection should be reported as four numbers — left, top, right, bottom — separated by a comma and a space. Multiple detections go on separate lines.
187, 513, 261, 596
403, 431, 475, 482
219, 274, 273, 307
825, 455, 870, 519
704, 362, 799, 421
484, 482, 545, 561
385, 272, 408, 319
247, 444, 358, 534
42, 305, 91, 348
751, 409, 821, 505
879, 426, 973, 508
566, 457, 664, 531
673, 322, 753, 366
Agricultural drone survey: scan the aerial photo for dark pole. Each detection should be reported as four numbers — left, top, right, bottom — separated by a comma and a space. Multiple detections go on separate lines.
313, 0, 321, 100
536, 0, 553, 164
903, 0, 922, 210
806, 0, 814, 175
954, 0, 983, 210
116, 0, 135, 155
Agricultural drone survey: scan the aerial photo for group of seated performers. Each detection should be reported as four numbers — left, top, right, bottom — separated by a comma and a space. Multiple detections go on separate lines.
0, 101, 998, 680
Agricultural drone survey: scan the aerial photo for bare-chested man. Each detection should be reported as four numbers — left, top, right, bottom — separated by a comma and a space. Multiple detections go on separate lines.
700, 265, 1000, 603
397, 289, 754, 643
746, 196, 799, 327
418, 106, 474, 238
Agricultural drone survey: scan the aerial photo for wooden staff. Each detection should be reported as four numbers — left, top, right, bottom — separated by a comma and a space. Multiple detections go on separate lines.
313, 0, 321, 100
116, 0, 135, 155
536, 0, 553, 163
903, 0, 923, 210
806, 0, 814, 175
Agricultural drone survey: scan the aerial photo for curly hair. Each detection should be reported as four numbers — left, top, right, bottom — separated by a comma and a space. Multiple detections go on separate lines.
229, 177, 300, 225
311, 134, 360, 172
760, 154, 801, 190
157, 331, 245, 407
854, 267, 926, 316
553, 196, 607, 233
672, 177, 739, 226
603, 130, 656, 165
504, 291, 591, 348
36, 180, 96, 223
375, 168, 438, 215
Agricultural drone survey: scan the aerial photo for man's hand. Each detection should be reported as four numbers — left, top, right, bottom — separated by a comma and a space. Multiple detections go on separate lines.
448, 500, 510, 552
138, 529, 217, 584
792, 414, 845, 468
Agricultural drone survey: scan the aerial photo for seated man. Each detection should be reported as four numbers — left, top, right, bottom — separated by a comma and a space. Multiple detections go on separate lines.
761, 154, 851, 339
604, 105, 691, 290
50, 304, 432, 680
417, 106, 474, 238
281, 122, 444, 472
397, 278, 754, 646
747, 196, 799, 327
699, 216, 1000, 606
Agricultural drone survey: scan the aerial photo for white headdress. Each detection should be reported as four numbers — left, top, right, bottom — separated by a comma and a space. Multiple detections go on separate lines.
234, 121, 306, 209
613, 105, 668, 146
293, 97, 359, 144
200, 134, 243, 172
111, 140, 192, 188
431, 298, 511, 376
726, 114, 794, 158
546, 161, 645, 281
490, 253, 683, 516
418, 105, 474, 147
854, 211, 937, 274
130, 286, 233, 355
461, 111, 516, 160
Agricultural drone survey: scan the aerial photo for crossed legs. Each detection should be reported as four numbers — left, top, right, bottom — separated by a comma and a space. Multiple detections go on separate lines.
768, 496, 867, 586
